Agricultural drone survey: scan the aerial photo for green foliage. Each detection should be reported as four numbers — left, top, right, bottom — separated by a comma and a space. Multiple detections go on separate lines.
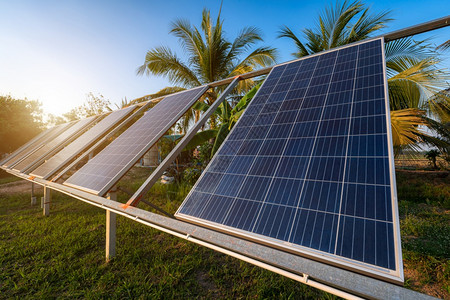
63, 93, 112, 121
137, 8, 276, 130
278, 0, 392, 57
183, 142, 213, 185
424, 149, 441, 170
0, 95, 44, 155
396, 171, 450, 297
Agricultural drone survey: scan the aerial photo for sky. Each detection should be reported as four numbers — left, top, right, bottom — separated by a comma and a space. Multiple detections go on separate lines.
0, 0, 448, 117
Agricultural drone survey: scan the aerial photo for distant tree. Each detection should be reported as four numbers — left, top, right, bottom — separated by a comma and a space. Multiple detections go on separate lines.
0, 95, 44, 155
63, 93, 112, 121
46, 113, 66, 127
425, 149, 440, 169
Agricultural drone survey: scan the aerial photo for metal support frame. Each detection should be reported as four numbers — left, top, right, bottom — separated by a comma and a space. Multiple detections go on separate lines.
2, 171, 433, 299
106, 189, 117, 261
382, 15, 449, 42
43, 186, 51, 216
125, 77, 241, 208
31, 182, 36, 205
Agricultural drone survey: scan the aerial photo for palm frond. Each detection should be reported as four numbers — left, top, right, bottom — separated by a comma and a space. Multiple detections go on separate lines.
130, 86, 186, 104
278, 26, 310, 57
437, 40, 450, 51
390, 109, 427, 154
136, 46, 200, 87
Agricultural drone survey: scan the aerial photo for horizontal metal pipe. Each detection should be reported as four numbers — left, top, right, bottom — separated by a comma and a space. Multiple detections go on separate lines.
383, 15, 449, 42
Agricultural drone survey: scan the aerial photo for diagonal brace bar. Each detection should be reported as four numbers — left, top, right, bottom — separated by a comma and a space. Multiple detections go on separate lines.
125, 77, 241, 208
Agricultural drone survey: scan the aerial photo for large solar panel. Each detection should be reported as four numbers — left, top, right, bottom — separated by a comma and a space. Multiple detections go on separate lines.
30, 106, 136, 179
12, 116, 97, 173
2, 122, 75, 169
176, 38, 403, 283
64, 86, 208, 196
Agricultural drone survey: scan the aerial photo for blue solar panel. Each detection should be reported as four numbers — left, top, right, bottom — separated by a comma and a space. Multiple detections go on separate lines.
64, 86, 208, 196
176, 39, 403, 283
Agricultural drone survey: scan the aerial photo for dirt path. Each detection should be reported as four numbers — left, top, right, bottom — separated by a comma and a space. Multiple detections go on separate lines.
0, 180, 43, 194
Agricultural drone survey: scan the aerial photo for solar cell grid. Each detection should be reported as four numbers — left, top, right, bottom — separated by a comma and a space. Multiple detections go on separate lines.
30, 106, 136, 179
3, 122, 74, 169
12, 116, 97, 173
176, 39, 402, 282
64, 86, 208, 195
0, 126, 56, 167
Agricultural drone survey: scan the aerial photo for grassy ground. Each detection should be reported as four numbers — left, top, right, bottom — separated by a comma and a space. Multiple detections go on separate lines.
0, 168, 448, 298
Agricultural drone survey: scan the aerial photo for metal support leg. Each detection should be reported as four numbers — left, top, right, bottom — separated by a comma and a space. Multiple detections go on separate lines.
43, 187, 51, 216
31, 183, 36, 205
106, 190, 117, 261
89, 152, 94, 160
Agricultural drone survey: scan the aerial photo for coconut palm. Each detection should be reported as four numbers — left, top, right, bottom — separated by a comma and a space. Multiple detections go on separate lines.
279, 0, 392, 57
137, 8, 277, 130
279, 0, 450, 154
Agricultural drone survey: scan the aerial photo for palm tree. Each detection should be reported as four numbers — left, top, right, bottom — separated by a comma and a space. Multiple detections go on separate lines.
137, 8, 277, 129
279, 0, 392, 57
279, 0, 450, 155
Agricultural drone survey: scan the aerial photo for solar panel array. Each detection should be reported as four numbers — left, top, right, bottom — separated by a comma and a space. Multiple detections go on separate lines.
64, 86, 208, 195
30, 106, 136, 179
12, 116, 97, 173
0, 126, 56, 166
2, 122, 74, 169
176, 39, 402, 281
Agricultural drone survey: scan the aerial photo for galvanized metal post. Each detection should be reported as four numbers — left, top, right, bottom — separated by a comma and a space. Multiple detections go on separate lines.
31, 182, 36, 205
43, 186, 51, 216
106, 189, 117, 261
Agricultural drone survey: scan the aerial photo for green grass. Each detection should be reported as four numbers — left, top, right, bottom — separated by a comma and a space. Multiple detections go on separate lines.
0, 172, 330, 299
0, 169, 448, 298
396, 171, 450, 298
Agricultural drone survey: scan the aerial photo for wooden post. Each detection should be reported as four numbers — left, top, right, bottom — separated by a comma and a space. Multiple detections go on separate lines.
106, 189, 117, 261
43, 187, 51, 216
31, 183, 36, 205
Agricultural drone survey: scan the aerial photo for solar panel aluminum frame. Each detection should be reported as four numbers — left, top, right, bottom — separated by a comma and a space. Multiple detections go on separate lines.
30, 106, 137, 180
65, 85, 210, 197
176, 38, 404, 284
0, 126, 56, 166
14, 116, 98, 174
3, 122, 76, 170
51, 102, 156, 183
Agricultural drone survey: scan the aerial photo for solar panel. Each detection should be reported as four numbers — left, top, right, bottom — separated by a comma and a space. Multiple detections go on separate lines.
3, 122, 75, 169
0, 126, 57, 167
176, 38, 403, 283
64, 86, 208, 195
30, 106, 136, 179
12, 116, 97, 173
